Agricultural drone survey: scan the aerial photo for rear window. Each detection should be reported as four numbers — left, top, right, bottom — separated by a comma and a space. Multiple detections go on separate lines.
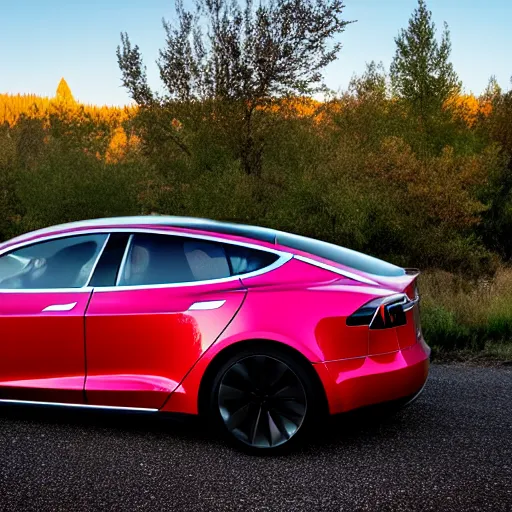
225, 244, 279, 276
276, 232, 405, 277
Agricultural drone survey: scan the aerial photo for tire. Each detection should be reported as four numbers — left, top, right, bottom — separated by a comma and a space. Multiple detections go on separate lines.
206, 345, 322, 454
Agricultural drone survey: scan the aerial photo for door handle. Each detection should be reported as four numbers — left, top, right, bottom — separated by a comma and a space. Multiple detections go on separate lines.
188, 300, 226, 311
42, 302, 78, 312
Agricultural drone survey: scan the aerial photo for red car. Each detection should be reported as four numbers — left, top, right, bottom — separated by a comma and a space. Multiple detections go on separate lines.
0, 217, 429, 452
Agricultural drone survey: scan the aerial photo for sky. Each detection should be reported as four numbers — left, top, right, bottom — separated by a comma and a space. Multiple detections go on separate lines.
0, 0, 511, 106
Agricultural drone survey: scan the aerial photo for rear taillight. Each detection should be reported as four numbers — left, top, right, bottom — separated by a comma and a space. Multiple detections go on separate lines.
347, 294, 417, 330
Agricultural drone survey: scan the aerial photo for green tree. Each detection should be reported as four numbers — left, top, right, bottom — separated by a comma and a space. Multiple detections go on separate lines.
390, 0, 460, 119
117, 0, 350, 175
334, 62, 395, 151
349, 61, 388, 102
482, 75, 502, 102
478, 78, 512, 260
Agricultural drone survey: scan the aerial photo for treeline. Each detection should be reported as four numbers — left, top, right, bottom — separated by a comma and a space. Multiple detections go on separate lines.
0, 79, 135, 129
1, 78, 510, 276
1, 0, 512, 282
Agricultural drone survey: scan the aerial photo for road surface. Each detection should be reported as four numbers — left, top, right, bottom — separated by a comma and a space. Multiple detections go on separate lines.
1, 364, 511, 511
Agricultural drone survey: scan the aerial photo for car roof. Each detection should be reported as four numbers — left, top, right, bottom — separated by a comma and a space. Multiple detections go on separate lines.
1, 216, 406, 279
3, 216, 279, 246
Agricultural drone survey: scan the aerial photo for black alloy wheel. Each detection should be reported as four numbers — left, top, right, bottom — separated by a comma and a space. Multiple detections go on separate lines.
211, 350, 319, 453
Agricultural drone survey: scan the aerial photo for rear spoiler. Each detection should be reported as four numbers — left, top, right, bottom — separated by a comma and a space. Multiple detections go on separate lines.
362, 269, 420, 299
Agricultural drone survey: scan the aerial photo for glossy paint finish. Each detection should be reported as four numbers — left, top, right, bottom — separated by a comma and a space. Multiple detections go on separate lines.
161, 259, 426, 415
0, 216, 430, 423
315, 337, 430, 414
85, 282, 246, 408
0, 290, 91, 403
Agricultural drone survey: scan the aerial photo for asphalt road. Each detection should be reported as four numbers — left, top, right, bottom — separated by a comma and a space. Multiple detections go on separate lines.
1, 364, 511, 512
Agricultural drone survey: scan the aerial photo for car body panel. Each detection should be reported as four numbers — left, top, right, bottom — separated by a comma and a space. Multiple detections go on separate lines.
84, 283, 246, 408
315, 337, 430, 414
0, 216, 430, 425
0, 290, 91, 403
161, 258, 421, 415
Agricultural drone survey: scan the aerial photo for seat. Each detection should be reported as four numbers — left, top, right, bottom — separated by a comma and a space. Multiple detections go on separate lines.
33, 241, 98, 288
122, 236, 195, 286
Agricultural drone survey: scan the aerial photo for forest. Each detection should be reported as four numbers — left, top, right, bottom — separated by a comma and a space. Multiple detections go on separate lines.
1, 0, 512, 358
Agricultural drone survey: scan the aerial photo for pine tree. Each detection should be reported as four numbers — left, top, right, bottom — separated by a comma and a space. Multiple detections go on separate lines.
56, 78, 75, 103
390, 0, 460, 119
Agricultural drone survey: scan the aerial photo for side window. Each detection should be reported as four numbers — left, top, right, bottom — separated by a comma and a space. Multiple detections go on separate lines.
0, 234, 108, 290
118, 233, 232, 286
184, 239, 231, 281
225, 244, 279, 276
117, 233, 281, 287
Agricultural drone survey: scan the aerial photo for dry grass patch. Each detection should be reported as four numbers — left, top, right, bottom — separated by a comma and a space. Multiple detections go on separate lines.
419, 267, 512, 357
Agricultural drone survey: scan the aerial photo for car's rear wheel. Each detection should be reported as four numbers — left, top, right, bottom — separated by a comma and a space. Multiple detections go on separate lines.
208, 347, 321, 454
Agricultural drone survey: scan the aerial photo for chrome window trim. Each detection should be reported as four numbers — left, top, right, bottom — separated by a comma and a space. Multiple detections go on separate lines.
0, 228, 285, 258
294, 255, 379, 286
95, 251, 293, 292
0, 287, 93, 295
0, 398, 158, 412
0, 216, 218, 247
0, 227, 292, 293
115, 234, 134, 286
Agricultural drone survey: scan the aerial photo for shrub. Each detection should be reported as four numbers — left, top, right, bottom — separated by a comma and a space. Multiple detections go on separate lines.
420, 267, 512, 354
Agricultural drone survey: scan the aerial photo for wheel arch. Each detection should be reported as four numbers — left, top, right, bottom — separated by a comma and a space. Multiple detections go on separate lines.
197, 338, 329, 418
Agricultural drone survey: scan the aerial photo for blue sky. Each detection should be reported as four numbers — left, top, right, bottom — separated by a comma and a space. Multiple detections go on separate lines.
1, 0, 510, 105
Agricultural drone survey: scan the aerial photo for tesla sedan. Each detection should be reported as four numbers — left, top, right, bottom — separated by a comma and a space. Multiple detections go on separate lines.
0, 216, 430, 452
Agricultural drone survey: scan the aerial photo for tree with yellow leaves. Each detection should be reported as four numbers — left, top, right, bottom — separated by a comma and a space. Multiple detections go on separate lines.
55, 78, 75, 104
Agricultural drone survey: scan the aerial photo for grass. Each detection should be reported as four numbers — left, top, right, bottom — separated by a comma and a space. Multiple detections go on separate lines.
419, 267, 512, 362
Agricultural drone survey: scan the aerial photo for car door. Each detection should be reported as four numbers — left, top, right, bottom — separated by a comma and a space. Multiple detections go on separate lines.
84, 232, 247, 409
0, 233, 109, 403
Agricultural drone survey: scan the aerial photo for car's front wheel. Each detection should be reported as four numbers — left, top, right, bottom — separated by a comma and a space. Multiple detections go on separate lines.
208, 347, 321, 453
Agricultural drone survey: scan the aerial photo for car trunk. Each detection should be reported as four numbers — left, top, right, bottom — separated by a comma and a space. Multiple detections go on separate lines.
369, 271, 423, 354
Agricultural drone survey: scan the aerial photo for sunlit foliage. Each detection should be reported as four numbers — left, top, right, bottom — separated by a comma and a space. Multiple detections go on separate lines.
1, 1, 512, 353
